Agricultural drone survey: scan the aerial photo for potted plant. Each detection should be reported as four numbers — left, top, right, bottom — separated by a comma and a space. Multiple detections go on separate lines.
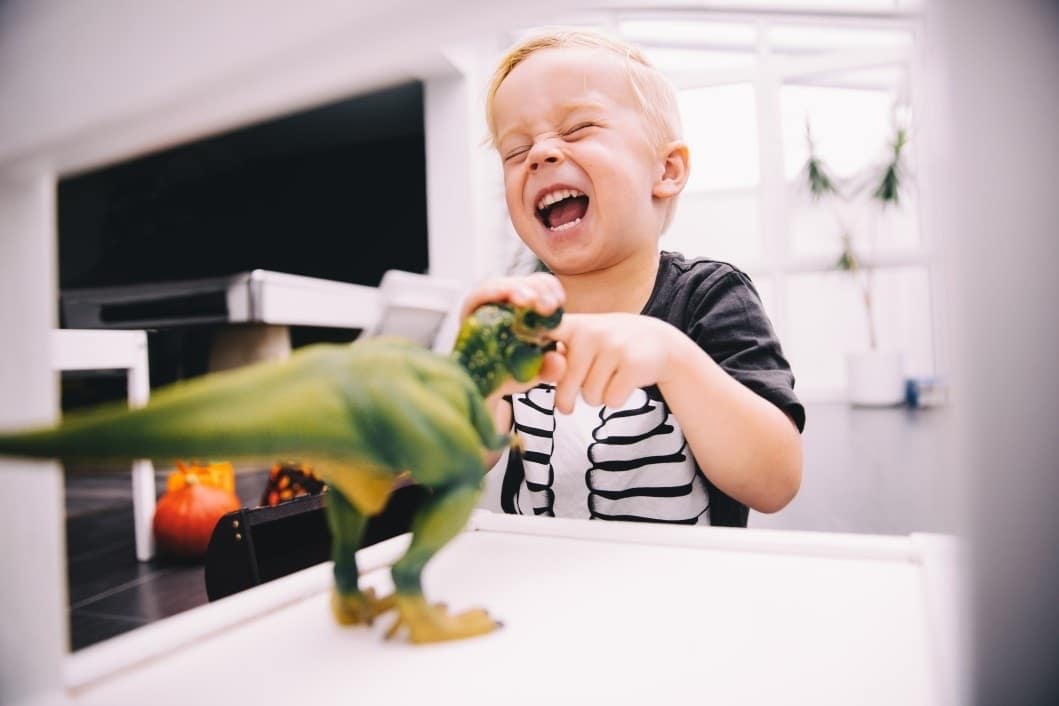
802, 119, 909, 406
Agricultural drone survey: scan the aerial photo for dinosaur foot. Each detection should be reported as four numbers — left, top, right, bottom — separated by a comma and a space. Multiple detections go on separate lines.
384, 594, 499, 644
331, 587, 396, 626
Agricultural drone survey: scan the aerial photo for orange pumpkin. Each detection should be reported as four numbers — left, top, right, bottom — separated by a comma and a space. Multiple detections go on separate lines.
153, 471, 241, 558
166, 459, 235, 493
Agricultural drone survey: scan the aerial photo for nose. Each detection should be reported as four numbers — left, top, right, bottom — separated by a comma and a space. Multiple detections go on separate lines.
527, 138, 563, 171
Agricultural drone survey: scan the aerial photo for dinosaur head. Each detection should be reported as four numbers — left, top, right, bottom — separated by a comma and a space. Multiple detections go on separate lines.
510, 305, 563, 347
504, 305, 563, 382
451, 303, 563, 397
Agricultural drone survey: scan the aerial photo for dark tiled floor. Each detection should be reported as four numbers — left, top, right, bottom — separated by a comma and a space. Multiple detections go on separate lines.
64, 467, 272, 651
65, 466, 424, 651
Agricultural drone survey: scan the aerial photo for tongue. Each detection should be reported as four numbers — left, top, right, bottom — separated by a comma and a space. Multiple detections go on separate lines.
546, 196, 588, 228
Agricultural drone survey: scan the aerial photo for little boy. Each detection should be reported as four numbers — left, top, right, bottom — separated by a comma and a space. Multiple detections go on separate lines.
463, 29, 804, 527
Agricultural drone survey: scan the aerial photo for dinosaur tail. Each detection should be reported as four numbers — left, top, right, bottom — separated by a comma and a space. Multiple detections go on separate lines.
0, 399, 262, 466
0, 426, 72, 461
0, 370, 331, 467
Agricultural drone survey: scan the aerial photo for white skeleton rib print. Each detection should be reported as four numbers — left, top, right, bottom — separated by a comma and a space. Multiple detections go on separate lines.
510, 385, 557, 516
506, 385, 710, 524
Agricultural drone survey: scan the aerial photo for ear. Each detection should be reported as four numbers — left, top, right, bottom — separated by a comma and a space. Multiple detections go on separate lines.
652, 141, 690, 200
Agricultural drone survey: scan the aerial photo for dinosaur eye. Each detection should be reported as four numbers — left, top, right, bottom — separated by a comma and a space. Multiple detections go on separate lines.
511, 305, 561, 345
539, 308, 563, 329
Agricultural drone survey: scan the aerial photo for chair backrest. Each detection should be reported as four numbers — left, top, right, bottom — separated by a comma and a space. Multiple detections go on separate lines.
368, 270, 465, 353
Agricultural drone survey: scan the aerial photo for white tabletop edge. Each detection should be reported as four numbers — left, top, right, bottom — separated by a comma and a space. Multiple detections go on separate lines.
467, 509, 931, 563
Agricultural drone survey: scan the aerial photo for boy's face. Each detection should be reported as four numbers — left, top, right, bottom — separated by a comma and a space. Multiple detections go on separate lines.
492, 47, 669, 276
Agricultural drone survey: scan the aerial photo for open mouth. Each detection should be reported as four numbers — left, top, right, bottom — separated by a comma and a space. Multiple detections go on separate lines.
535, 188, 589, 232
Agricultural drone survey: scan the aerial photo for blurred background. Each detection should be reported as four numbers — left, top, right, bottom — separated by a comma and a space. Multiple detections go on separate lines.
53, 0, 957, 539
0, 0, 1055, 704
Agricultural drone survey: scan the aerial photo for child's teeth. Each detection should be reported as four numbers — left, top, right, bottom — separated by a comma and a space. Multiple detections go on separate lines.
549, 217, 582, 232
537, 188, 584, 210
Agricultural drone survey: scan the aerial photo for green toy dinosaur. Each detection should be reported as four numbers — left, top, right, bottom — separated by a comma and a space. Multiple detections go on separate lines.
0, 303, 561, 644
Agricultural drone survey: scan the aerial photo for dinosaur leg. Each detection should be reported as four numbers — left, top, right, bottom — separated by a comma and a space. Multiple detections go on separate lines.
385, 483, 497, 644
325, 488, 394, 625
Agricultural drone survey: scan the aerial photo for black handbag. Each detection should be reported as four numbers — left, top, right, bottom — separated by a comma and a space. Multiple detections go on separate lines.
204, 484, 428, 601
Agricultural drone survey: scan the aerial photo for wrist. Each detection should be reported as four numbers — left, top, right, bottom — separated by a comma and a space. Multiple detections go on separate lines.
658, 323, 701, 387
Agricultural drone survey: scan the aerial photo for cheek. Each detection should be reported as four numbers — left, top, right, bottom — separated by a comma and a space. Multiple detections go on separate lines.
503, 172, 525, 214
609, 158, 658, 210
582, 148, 641, 199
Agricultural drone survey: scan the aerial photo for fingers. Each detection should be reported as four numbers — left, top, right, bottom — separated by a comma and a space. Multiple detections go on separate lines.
579, 344, 620, 408
548, 315, 652, 413
504, 312, 667, 415
549, 316, 585, 413
460, 273, 565, 320
554, 331, 596, 414
558, 354, 637, 413
601, 365, 637, 410
537, 349, 566, 384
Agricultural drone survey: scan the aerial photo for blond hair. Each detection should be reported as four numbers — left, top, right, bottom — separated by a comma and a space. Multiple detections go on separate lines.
485, 28, 683, 149
485, 28, 685, 231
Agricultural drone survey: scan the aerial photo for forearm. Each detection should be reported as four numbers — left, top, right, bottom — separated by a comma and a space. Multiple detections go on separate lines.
659, 333, 802, 514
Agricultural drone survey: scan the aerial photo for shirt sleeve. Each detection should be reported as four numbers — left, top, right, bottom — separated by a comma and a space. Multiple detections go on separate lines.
686, 269, 806, 433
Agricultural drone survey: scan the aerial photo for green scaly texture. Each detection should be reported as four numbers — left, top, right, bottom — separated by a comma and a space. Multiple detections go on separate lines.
0, 303, 561, 481
0, 301, 562, 630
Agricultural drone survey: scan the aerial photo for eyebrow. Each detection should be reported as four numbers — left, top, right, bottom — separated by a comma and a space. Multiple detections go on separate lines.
496, 100, 607, 146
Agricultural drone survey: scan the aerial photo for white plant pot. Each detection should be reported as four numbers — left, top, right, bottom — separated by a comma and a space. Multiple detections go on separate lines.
845, 350, 905, 407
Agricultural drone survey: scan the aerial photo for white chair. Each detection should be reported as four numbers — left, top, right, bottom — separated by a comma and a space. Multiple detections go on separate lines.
51, 329, 156, 561
49, 271, 463, 564
368, 270, 466, 352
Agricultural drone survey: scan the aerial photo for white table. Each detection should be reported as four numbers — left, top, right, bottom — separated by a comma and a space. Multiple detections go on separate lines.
35, 511, 966, 706
51, 329, 156, 561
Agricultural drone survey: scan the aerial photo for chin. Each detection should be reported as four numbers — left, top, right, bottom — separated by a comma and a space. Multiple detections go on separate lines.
536, 250, 599, 277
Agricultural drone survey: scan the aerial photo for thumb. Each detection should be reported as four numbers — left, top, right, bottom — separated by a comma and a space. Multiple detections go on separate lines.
537, 348, 566, 383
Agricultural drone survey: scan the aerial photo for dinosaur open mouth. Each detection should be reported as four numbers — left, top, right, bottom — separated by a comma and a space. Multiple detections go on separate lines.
536, 189, 589, 231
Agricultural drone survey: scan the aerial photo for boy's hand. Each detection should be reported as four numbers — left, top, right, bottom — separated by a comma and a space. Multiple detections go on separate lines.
459, 272, 565, 321
460, 273, 567, 400
548, 313, 685, 414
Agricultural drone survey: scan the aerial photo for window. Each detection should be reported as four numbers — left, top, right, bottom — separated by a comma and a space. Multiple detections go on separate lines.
501, 11, 932, 399
643, 15, 930, 399
665, 83, 762, 266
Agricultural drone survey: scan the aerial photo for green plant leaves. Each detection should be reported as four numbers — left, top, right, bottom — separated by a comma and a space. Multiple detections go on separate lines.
871, 127, 907, 206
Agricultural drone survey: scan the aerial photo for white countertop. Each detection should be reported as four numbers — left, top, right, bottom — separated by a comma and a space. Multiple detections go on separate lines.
25, 511, 965, 706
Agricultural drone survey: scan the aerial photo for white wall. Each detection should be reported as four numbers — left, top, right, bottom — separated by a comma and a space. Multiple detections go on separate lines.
924, 1, 1059, 703
423, 43, 514, 286
0, 175, 65, 706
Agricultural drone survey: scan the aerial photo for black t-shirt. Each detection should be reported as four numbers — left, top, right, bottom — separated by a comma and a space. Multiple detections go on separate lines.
501, 251, 804, 528
642, 250, 804, 526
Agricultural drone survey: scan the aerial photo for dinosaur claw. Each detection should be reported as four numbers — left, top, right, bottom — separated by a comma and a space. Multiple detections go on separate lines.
331, 587, 396, 626
383, 595, 499, 644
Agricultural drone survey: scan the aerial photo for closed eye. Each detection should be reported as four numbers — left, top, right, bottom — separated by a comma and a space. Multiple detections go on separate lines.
563, 122, 596, 137
503, 146, 530, 162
